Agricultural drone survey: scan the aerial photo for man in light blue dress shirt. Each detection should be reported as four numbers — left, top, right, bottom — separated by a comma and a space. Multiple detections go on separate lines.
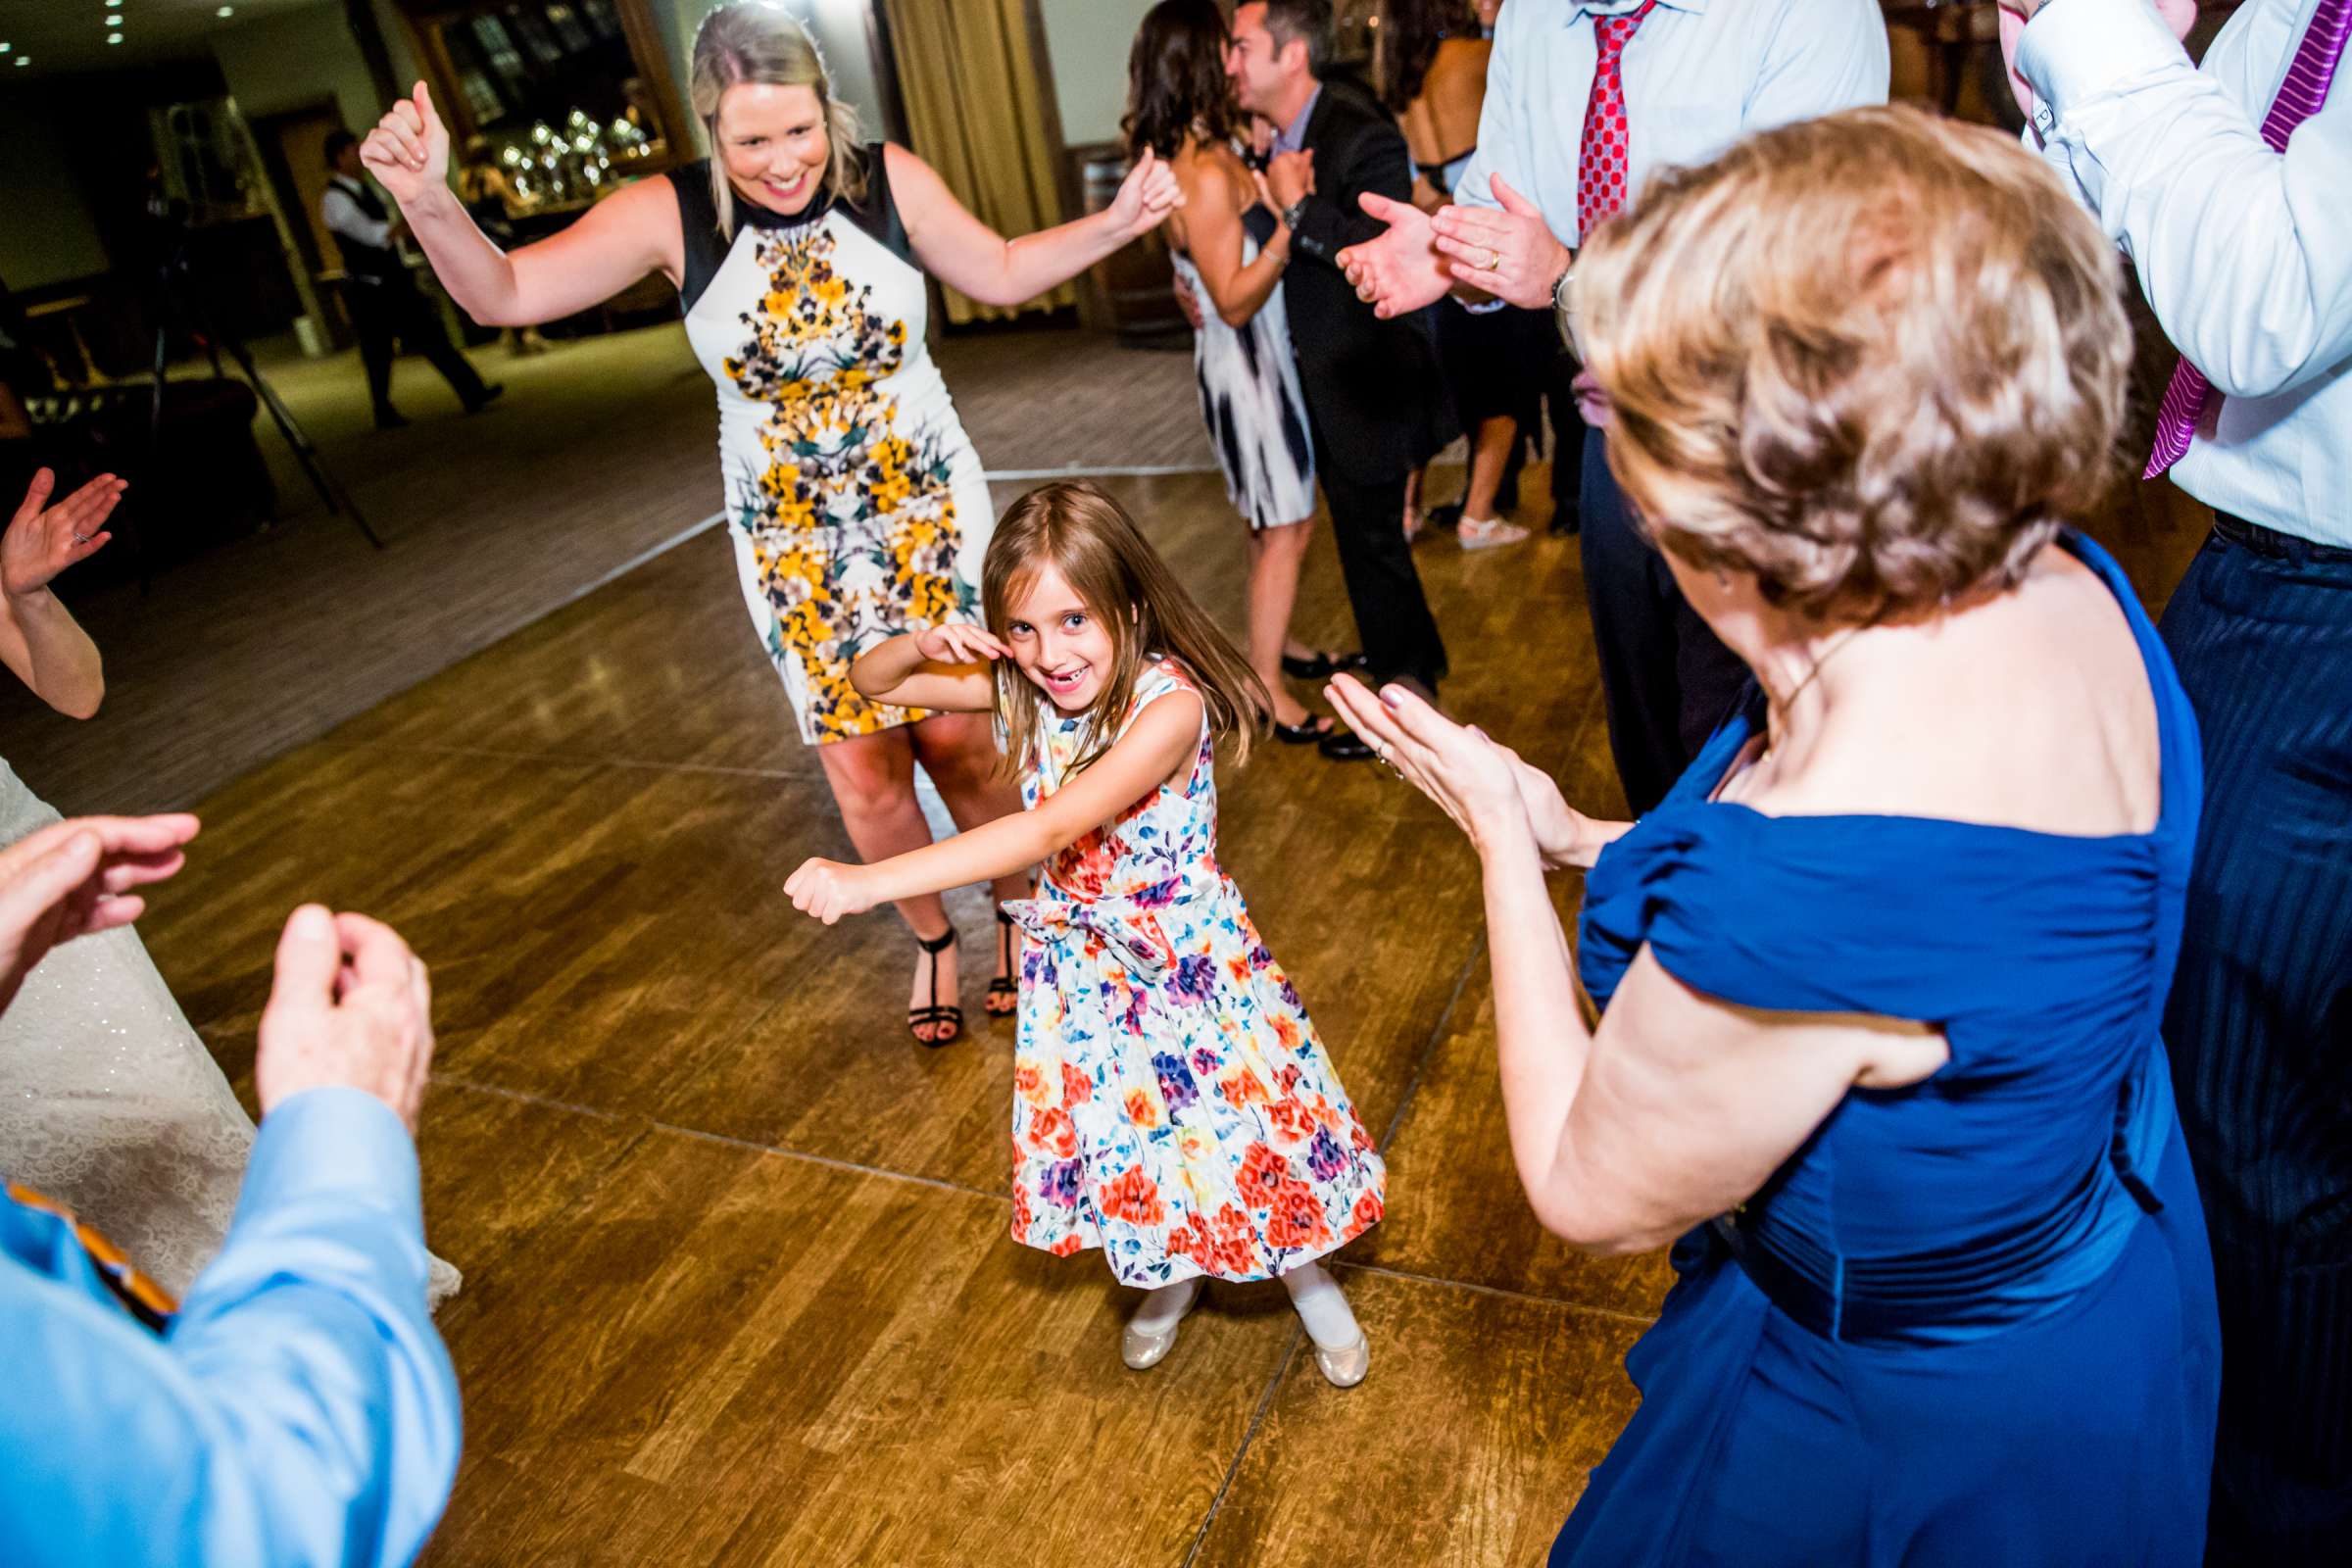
2005, 2, 2352, 1560
0, 813, 461, 1567
1336, 0, 1888, 814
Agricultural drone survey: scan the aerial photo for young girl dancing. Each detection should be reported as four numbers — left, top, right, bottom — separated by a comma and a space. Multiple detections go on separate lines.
785, 481, 1385, 1383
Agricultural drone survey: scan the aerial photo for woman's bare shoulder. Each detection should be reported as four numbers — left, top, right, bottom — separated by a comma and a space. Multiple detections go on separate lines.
1175, 137, 1250, 208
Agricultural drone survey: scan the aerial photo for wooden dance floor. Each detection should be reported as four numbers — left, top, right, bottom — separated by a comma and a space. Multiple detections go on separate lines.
125, 426, 2205, 1561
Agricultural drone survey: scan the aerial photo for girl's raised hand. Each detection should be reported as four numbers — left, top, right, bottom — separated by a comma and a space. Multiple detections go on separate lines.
913, 622, 1009, 665
784, 857, 878, 925
1110, 146, 1186, 238
359, 81, 451, 209
4, 469, 122, 598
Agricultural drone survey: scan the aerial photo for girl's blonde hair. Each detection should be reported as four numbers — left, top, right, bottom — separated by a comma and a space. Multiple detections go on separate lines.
982, 482, 1271, 776
690, 1, 867, 236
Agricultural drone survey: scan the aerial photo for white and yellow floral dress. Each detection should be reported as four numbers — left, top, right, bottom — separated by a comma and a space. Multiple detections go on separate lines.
1004, 660, 1387, 1287
670, 149, 994, 744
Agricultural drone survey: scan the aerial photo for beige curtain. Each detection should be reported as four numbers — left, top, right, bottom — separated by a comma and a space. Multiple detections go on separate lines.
881, 0, 1074, 324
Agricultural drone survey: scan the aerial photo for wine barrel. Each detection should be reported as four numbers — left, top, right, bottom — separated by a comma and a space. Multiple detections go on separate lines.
1077, 146, 1189, 346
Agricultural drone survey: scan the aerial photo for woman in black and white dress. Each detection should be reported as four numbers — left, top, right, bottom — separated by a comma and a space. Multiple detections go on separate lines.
1128, 0, 1347, 745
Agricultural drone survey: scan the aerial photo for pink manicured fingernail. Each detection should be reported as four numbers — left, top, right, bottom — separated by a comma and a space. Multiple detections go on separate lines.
1380, 686, 1402, 707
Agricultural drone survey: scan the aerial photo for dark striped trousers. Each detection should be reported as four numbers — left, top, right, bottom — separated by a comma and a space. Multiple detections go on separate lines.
2158, 514, 2352, 1567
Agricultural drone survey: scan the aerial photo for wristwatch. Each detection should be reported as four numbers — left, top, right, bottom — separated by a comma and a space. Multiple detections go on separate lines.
1281, 197, 1311, 233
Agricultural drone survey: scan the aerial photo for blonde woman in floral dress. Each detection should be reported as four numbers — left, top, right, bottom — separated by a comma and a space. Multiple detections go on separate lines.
360, 2, 1181, 1044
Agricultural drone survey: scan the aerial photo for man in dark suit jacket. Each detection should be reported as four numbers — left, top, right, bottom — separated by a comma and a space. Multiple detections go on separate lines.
1233, 0, 1454, 749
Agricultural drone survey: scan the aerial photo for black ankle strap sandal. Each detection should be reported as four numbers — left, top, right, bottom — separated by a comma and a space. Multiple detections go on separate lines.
908, 926, 963, 1048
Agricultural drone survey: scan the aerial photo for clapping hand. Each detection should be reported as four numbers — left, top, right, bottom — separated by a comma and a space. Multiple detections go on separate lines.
0, 813, 200, 1013
359, 80, 451, 209
1336, 193, 1451, 318
1323, 676, 1526, 844
5, 469, 122, 600
914, 622, 1009, 666
784, 858, 880, 925
1111, 146, 1186, 238
257, 906, 437, 1132
1428, 176, 1569, 312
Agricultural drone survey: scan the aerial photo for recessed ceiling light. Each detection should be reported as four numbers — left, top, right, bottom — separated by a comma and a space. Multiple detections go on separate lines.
108, 32, 123, 44
219, 5, 236, 16
13, 57, 29, 69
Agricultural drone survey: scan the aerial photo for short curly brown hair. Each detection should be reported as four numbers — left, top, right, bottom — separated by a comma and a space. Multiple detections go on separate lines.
1576, 105, 2132, 623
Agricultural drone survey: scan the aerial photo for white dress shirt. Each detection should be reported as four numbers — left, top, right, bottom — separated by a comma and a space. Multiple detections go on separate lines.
2022, 0, 2352, 547
1450, 0, 1890, 244
321, 174, 395, 250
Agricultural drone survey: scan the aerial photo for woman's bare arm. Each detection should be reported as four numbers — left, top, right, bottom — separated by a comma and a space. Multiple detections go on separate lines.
888, 143, 1178, 309
361, 81, 683, 327
1172, 146, 1291, 328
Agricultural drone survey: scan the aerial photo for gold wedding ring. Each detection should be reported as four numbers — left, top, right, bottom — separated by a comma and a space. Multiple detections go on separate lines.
1483, 246, 1500, 271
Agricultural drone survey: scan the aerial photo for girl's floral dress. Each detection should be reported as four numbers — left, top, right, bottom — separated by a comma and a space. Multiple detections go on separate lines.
1003, 659, 1386, 1286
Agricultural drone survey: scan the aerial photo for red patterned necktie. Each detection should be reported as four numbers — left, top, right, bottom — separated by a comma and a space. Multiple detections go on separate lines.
1577, 0, 1659, 239
2146, 0, 2351, 477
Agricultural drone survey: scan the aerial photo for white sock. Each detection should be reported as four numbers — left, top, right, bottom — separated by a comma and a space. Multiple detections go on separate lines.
1129, 1277, 1200, 1335
1280, 1260, 1361, 1350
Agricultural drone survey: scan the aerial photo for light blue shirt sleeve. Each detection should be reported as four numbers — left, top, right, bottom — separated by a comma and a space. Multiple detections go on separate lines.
1, 1087, 462, 1567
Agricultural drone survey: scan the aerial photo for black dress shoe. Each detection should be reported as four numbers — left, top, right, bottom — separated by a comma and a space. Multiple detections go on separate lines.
1423, 502, 1464, 534
1318, 729, 1378, 761
464, 384, 508, 414
1547, 505, 1581, 537
1272, 714, 1335, 745
1281, 649, 1371, 681
373, 408, 411, 431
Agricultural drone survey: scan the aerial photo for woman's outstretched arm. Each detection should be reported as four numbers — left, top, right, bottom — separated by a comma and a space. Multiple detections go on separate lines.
889, 143, 1181, 309
360, 82, 683, 327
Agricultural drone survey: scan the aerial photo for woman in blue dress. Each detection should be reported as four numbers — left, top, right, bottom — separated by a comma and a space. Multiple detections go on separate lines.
1330, 106, 2222, 1564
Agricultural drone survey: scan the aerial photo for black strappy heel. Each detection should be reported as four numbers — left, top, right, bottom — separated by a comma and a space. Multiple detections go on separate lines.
908, 927, 963, 1048
986, 908, 1020, 1019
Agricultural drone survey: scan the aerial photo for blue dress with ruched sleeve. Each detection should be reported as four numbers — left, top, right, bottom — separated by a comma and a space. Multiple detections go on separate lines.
1552, 532, 2221, 1566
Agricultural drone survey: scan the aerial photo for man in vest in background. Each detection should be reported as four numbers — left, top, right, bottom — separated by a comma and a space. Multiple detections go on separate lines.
321, 129, 500, 431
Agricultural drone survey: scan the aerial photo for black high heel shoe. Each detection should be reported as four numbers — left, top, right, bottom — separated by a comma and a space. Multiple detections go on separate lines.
907, 927, 963, 1047
1280, 649, 1370, 682
986, 908, 1019, 1019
